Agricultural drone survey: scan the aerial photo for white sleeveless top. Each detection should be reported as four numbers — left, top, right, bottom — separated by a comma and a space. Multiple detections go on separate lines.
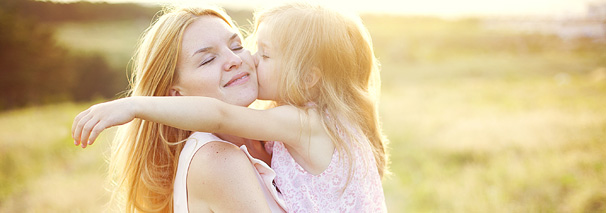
173, 132, 286, 212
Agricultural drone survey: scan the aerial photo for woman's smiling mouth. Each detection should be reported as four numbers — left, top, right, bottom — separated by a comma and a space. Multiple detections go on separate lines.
223, 73, 250, 87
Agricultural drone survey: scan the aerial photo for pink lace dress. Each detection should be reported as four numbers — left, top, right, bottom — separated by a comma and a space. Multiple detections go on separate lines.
268, 132, 386, 212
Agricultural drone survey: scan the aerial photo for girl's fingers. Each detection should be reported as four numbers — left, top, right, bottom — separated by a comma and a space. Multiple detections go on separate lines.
79, 118, 100, 149
87, 120, 107, 146
73, 114, 94, 147
73, 116, 87, 146
72, 109, 90, 145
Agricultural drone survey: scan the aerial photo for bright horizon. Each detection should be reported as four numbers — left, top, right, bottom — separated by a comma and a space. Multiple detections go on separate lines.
49, 0, 599, 18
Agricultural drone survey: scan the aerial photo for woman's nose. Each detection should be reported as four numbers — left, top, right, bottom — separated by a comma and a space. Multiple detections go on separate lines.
224, 51, 243, 71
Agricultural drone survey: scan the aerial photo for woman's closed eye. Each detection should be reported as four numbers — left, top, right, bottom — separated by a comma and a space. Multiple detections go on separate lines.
199, 56, 215, 67
231, 42, 243, 52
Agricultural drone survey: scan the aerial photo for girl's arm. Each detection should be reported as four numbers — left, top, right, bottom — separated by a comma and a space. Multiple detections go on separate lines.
72, 96, 310, 149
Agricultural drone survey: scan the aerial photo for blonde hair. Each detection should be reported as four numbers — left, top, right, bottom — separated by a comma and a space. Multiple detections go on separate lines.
108, 7, 238, 212
251, 3, 389, 177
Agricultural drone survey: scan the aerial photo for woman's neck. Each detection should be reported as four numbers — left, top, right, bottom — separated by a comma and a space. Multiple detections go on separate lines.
214, 133, 246, 146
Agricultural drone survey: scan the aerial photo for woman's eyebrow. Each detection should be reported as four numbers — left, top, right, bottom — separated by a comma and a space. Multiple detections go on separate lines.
192, 33, 238, 57
192, 33, 239, 57
192, 47, 213, 57
229, 33, 238, 41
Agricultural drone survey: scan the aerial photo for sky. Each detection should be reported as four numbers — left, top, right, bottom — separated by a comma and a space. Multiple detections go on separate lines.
51, 0, 599, 18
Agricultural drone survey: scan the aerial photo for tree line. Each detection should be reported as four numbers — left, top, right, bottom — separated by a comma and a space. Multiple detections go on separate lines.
0, 0, 162, 110
6, 0, 159, 22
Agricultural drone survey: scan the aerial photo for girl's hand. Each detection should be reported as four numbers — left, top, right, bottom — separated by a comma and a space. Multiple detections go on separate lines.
72, 98, 136, 148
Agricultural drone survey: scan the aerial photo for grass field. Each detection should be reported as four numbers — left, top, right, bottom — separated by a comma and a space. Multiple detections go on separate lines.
1, 14, 606, 212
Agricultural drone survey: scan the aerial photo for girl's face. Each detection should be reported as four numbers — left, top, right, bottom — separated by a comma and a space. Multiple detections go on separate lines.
171, 16, 258, 107
253, 22, 280, 101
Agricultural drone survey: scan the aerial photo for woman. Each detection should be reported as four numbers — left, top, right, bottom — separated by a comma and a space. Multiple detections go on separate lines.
75, 7, 284, 212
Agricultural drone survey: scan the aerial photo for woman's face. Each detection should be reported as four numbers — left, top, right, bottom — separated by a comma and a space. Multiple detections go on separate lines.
171, 16, 258, 107
253, 22, 280, 101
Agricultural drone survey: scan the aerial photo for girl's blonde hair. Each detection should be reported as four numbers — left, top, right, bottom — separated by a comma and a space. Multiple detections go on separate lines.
251, 3, 389, 177
108, 7, 238, 212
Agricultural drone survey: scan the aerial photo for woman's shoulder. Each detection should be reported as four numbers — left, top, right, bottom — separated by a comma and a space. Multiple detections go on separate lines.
184, 132, 250, 181
186, 141, 249, 201
188, 141, 249, 183
186, 141, 272, 212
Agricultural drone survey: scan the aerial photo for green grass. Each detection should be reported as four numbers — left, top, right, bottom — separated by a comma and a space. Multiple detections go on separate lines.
368, 17, 606, 212
2, 15, 606, 212
0, 102, 113, 212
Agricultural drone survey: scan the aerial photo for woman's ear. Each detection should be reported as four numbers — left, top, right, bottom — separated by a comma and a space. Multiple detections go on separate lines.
169, 87, 182, 96
304, 67, 321, 89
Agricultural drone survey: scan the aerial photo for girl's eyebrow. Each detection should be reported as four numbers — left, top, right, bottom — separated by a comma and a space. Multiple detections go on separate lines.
257, 41, 269, 49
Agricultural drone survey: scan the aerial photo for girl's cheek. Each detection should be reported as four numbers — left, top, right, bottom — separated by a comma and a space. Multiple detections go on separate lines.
252, 53, 259, 67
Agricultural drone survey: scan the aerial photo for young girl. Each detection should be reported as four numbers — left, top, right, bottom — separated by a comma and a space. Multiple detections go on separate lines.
73, 2, 388, 211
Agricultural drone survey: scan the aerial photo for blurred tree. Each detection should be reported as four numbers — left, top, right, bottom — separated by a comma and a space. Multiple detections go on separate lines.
71, 54, 122, 101
0, 0, 122, 110
0, 8, 70, 108
11, 0, 159, 22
